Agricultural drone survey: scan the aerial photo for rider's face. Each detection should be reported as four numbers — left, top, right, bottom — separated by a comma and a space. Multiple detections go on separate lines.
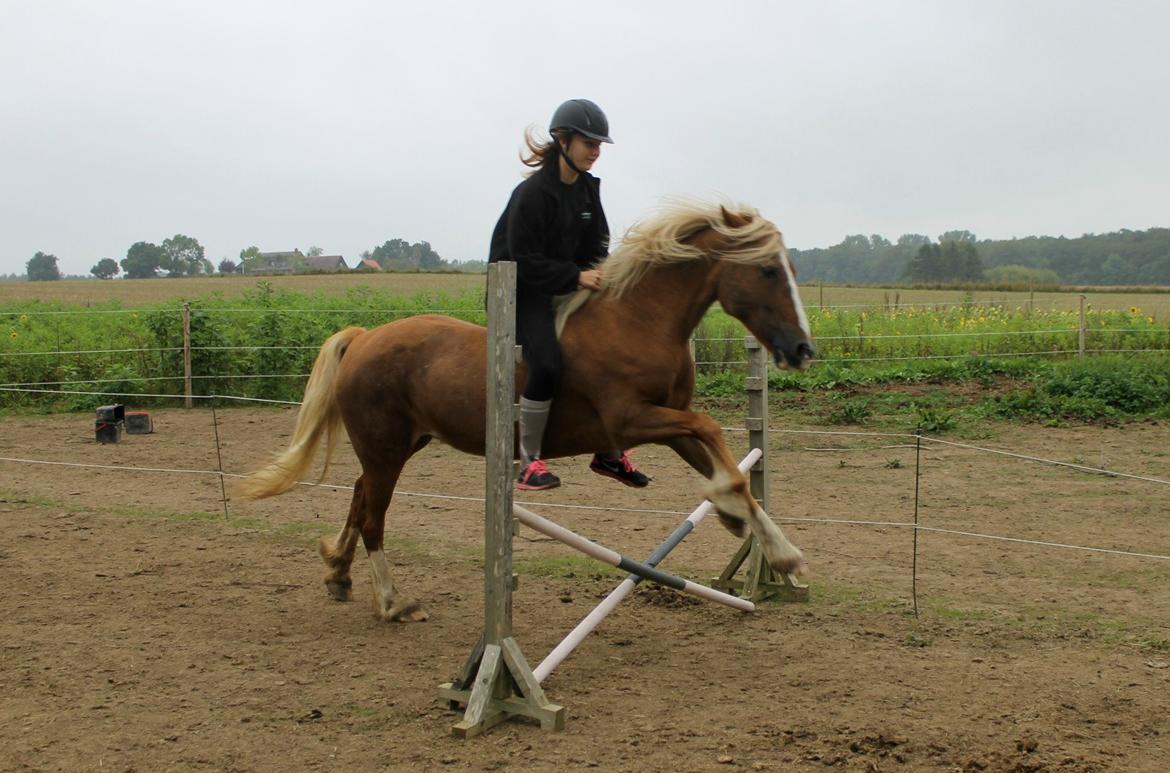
563, 135, 602, 171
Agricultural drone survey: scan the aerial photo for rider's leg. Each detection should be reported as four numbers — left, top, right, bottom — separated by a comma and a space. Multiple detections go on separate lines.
515, 296, 563, 490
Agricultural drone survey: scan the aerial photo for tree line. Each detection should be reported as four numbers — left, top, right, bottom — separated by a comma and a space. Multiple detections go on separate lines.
19, 225, 1170, 285
20, 235, 481, 281
792, 226, 1170, 286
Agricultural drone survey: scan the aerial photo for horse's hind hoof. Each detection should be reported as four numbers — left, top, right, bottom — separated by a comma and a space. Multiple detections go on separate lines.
384, 600, 430, 623
325, 579, 353, 601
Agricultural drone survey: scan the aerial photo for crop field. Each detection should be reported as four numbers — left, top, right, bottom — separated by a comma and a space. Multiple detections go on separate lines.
3, 273, 1170, 316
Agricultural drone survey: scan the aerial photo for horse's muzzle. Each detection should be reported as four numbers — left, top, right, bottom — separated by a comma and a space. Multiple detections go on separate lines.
774, 340, 816, 370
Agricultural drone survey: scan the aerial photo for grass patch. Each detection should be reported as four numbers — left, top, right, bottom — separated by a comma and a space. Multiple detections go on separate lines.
805, 580, 910, 615
0, 490, 64, 508
923, 598, 994, 622
1137, 638, 1170, 652
513, 555, 621, 579
800, 580, 1167, 651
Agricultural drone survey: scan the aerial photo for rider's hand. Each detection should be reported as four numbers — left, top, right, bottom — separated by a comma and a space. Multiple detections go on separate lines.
578, 268, 603, 291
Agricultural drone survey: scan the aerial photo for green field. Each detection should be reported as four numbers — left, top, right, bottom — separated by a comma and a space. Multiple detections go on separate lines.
2, 275, 1168, 425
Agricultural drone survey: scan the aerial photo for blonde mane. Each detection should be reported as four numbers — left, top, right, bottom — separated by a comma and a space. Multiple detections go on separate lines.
555, 199, 784, 336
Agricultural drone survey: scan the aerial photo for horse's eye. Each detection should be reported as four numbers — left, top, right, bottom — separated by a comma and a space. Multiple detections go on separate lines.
760, 266, 779, 280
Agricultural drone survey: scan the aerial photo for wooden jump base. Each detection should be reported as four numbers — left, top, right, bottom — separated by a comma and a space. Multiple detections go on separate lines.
533, 447, 763, 684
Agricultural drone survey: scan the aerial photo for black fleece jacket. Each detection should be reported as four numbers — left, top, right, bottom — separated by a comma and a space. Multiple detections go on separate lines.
488, 161, 609, 297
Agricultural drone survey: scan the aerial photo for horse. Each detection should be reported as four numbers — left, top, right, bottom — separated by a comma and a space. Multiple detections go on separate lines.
237, 200, 815, 622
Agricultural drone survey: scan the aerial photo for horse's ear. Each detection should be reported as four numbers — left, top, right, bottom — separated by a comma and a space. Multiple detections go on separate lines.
720, 205, 750, 228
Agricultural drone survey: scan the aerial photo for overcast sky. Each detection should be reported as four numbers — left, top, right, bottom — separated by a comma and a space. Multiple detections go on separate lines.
2, 1, 1168, 276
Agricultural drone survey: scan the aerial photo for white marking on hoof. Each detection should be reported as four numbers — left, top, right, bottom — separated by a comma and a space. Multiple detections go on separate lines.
386, 600, 430, 623
367, 549, 428, 622
750, 504, 805, 575
704, 469, 752, 521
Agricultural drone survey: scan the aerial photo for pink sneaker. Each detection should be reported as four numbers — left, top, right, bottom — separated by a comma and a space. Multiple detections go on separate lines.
589, 452, 649, 488
517, 458, 561, 491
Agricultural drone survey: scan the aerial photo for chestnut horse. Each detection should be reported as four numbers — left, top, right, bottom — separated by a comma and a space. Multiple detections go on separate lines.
238, 201, 815, 621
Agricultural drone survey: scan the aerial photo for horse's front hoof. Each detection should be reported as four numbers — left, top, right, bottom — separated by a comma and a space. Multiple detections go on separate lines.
768, 550, 806, 577
324, 578, 353, 601
378, 599, 430, 623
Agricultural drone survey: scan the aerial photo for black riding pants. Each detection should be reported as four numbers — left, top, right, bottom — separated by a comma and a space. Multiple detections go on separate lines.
516, 293, 562, 402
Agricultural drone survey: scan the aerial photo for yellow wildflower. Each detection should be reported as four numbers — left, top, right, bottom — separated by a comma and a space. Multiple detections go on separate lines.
19, 314, 29, 323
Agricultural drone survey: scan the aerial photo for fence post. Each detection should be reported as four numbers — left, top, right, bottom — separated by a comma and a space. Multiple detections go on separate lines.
182, 303, 193, 408
1078, 294, 1086, 358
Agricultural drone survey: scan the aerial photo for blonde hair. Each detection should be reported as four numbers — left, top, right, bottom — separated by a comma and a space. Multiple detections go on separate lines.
603, 199, 784, 297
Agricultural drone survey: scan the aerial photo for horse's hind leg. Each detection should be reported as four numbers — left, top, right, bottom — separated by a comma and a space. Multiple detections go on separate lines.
318, 477, 367, 601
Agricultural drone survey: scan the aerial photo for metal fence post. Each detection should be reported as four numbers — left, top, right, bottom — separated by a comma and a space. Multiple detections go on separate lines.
182, 303, 193, 408
1078, 294, 1086, 358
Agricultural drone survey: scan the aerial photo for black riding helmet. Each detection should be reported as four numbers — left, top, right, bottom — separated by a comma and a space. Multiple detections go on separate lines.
550, 99, 613, 144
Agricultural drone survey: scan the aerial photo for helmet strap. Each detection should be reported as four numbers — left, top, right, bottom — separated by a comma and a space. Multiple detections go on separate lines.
556, 133, 585, 176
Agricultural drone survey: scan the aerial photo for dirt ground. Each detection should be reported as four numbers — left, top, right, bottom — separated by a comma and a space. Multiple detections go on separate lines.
2, 405, 1169, 772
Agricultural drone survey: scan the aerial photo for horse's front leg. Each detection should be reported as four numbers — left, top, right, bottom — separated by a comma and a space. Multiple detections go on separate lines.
664, 435, 749, 538
356, 467, 429, 623
623, 406, 804, 576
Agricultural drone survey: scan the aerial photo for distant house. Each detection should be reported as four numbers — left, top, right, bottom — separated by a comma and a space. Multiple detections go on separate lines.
252, 250, 304, 274
304, 255, 348, 272
356, 258, 382, 271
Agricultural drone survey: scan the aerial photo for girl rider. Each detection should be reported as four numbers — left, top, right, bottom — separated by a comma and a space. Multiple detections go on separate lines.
488, 98, 650, 491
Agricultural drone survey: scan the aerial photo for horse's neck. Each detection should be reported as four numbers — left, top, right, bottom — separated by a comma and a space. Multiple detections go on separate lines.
605, 260, 719, 343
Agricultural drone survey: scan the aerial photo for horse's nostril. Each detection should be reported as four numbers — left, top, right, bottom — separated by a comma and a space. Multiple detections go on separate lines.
797, 342, 816, 360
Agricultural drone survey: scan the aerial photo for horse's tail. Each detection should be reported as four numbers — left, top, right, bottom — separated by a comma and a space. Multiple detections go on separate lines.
236, 326, 366, 500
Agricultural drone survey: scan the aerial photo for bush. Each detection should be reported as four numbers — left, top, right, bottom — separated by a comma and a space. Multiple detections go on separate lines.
988, 356, 1170, 422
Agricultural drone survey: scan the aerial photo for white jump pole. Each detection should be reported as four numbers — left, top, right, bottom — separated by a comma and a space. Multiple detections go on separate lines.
515, 499, 754, 616
533, 448, 763, 683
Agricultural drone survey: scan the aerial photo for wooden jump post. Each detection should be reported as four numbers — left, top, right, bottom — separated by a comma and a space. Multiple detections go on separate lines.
438, 262, 565, 738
